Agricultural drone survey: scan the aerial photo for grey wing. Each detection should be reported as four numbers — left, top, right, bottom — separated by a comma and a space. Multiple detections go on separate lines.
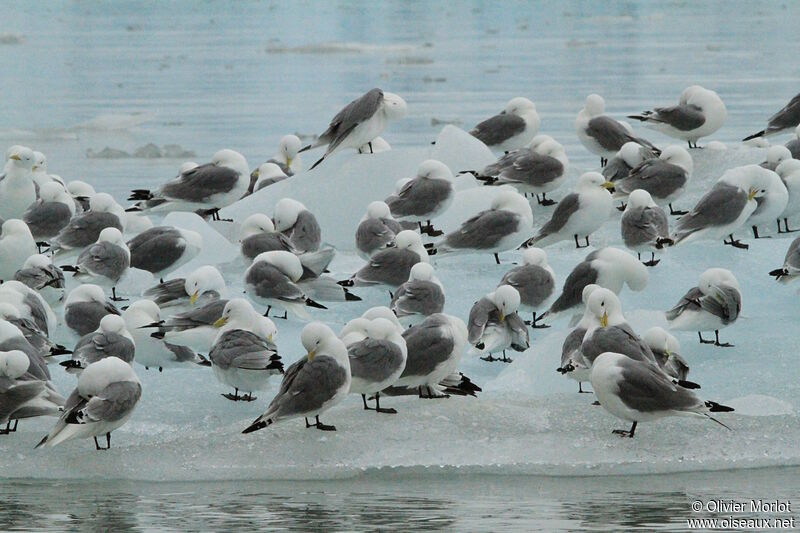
401, 317, 454, 378
73, 381, 142, 423
482, 150, 523, 176
783, 237, 800, 269
166, 299, 227, 329
268, 355, 348, 418
500, 265, 555, 308
65, 301, 116, 336
319, 88, 383, 152
386, 178, 452, 218
356, 219, 395, 255
265, 158, 293, 177
699, 286, 741, 325
356, 249, 420, 287
286, 210, 321, 253
617, 160, 687, 198
164, 342, 197, 363
467, 297, 496, 344
23, 202, 72, 239
0, 379, 48, 420
675, 183, 747, 238
665, 287, 704, 321
78, 242, 129, 280
246, 263, 306, 303
617, 360, 702, 413
785, 138, 800, 160
161, 164, 240, 202
501, 152, 564, 187
470, 113, 526, 146
15, 265, 65, 291
649, 104, 706, 131
548, 261, 598, 314
241, 233, 294, 260
443, 209, 520, 250
537, 193, 580, 237
506, 313, 530, 351
561, 326, 587, 368
143, 278, 187, 306
602, 156, 633, 182
128, 228, 186, 273
581, 325, 655, 365
391, 280, 444, 317
76, 332, 135, 365
209, 329, 273, 370
348, 339, 405, 382
766, 92, 800, 132
622, 207, 668, 246
55, 212, 123, 249
586, 116, 639, 151
23, 293, 52, 335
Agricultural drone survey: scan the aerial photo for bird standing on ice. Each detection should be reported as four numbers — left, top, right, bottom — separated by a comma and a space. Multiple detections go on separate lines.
620, 189, 673, 266
497, 247, 555, 328
612, 145, 694, 215
467, 285, 529, 363
469, 97, 541, 153
385, 159, 454, 237
743, 91, 800, 141
299, 88, 407, 170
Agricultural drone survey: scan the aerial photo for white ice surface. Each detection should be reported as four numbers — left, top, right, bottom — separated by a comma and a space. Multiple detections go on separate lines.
3, 127, 799, 481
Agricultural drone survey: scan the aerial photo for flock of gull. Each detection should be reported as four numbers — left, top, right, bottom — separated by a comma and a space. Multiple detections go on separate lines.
1, 86, 800, 449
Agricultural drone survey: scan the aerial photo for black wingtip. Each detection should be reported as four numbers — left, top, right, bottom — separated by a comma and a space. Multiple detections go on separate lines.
344, 290, 362, 302
426, 247, 438, 256
195, 354, 212, 367
338, 279, 354, 287
49, 346, 72, 356
677, 379, 701, 390
60, 265, 78, 273
242, 418, 271, 434
655, 237, 674, 249
59, 360, 82, 369
34, 435, 48, 449
743, 130, 766, 142
769, 267, 787, 279
305, 298, 327, 310
706, 400, 734, 413
298, 144, 312, 153
150, 331, 165, 340
309, 156, 325, 170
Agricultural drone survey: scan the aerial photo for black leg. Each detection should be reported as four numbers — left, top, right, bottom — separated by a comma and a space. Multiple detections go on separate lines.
612, 421, 637, 438
264, 305, 271, 317
222, 388, 242, 401
714, 330, 734, 348
110, 287, 128, 302
10, 419, 18, 432
698, 331, 715, 344
362, 394, 371, 410
494, 253, 501, 265
305, 417, 313, 428
642, 252, 660, 267
314, 415, 336, 431
368, 141, 373, 154
539, 193, 556, 206
374, 392, 397, 414
669, 203, 688, 216
499, 350, 513, 363
530, 311, 550, 329
280, 311, 288, 320
94, 436, 101, 450
578, 382, 593, 394
106, 432, 111, 449
783, 218, 799, 233
584, 236, 590, 247
600, 157, 607, 167
723, 234, 749, 250
753, 225, 760, 239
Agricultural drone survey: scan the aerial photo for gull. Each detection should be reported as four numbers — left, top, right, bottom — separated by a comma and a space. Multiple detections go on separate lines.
745, 167, 787, 238
0, 319, 51, 382
249, 162, 289, 193
142, 265, 226, 310
770, 235, 800, 283
642, 327, 690, 382
62, 227, 130, 301
0, 280, 58, 338
666, 268, 741, 347
0, 146, 36, 220
242, 322, 351, 432
239, 213, 334, 275
387, 313, 471, 399
603, 142, 657, 183
272, 198, 323, 253
469, 97, 541, 153
66, 180, 95, 213
672, 165, 771, 249
30, 151, 64, 189
64, 284, 121, 337
14, 254, 65, 306
23, 181, 75, 248
436, 189, 533, 264
61, 315, 135, 374
51, 193, 126, 253
148, 298, 227, 353
244, 251, 333, 319
390, 263, 445, 325
340, 230, 429, 290
556, 284, 601, 393
385, 159, 454, 237
470, 138, 568, 206
620, 189, 673, 266
628, 85, 727, 148
468, 285, 529, 363
612, 145, 694, 215
122, 300, 199, 372
355, 201, 403, 259
498, 247, 555, 327
128, 149, 250, 220
208, 299, 284, 402
776, 159, 800, 232
0, 303, 68, 358
786, 125, 800, 159
760, 145, 793, 172
299, 88, 407, 169
590, 352, 732, 438
1, 349, 64, 435
546, 247, 648, 322
576, 94, 659, 166
263, 134, 302, 176
347, 317, 407, 414
523, 172, 614, 249
127, 226, 203, 282
743, 91, 800, 141
0, 219, 37, 281
37, 356, 142, 450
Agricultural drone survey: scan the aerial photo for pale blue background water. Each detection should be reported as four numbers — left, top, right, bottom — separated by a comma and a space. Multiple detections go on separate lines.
2, 1, 800, 530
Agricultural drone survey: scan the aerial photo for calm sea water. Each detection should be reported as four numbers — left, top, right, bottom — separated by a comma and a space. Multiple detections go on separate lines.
3, 1, 800, 530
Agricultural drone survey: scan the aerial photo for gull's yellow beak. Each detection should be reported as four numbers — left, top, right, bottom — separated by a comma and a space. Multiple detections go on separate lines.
251, 168, 259, 178
189, 291, 199, 305
747, 188, 757, 201
306, 349, 316, 360
8, 153, 20, 161
602, 181, 616, 190
213, 316, 227, 328
600, 311, 608, 328
267, 334, 273, 343
665, 348, 671, 357
32, 164, 39, 171
286, 157, 293, 167
498, 311, 505, 322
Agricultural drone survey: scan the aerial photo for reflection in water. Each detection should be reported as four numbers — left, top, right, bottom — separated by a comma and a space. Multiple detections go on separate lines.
1, 468, 797, 531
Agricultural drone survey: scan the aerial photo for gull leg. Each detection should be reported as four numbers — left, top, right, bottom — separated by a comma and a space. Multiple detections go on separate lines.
314, 415, 336, 431
783, 218, 799, 233
612, 421, 637, 438
361, 394, 372, 411
643, 252, 660, 267
539, 193, 557, 206
305, 417, 313, 428
600, 157, 607, 167
222, 388, 241, 401
264, 305, 271, 317
499, 350, 513, 363
713, 330, 734, 348
723, 234, 749, 249
368, 141, 373, 154
669, 203, 688, 216
752, 225, 770, 239
374, 393, 397, 414
106, 432, 111, 449
585, 236, 590, 247
530, 311, 550, 329
494, 253, 501, 265
698, 332, 715, 345
110, 287, 128, 302
94, 436, 101, 450
578, 382, 593, 394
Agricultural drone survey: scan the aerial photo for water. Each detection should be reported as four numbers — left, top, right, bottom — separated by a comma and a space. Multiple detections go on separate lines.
1, 468, 797, 531
3, 1, 800, 530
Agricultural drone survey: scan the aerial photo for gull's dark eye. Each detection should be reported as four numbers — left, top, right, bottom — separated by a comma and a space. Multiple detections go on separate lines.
601, 302, 605, 307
